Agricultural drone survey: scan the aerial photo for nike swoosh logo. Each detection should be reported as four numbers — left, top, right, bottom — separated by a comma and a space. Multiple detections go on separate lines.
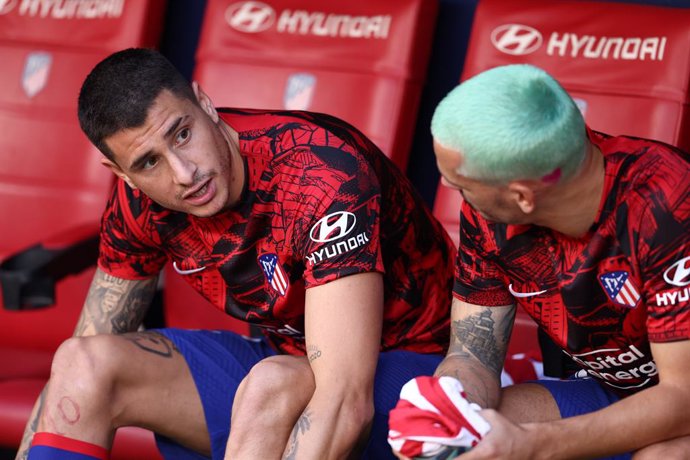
508, 283, 547, 298
172, 261, 207, 275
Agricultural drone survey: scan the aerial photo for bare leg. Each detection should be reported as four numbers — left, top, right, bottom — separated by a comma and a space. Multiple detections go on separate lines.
497, 383, 561, 423
225, 355, 315, 459
38, 331, 210, 455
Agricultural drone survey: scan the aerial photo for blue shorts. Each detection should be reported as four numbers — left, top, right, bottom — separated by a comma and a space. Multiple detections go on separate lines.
534, 378, 630, 460
153, 328, 443, 460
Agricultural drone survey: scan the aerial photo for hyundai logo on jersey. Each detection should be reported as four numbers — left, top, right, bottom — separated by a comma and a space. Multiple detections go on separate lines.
309, 211, 357, 243
663, 255, 690, 287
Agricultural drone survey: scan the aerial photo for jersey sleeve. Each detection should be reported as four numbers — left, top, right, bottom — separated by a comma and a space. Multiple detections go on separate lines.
453, 201, 513, 306
98, 181, 167, 280
638, 177, 690, 342
288, 146, 384, 288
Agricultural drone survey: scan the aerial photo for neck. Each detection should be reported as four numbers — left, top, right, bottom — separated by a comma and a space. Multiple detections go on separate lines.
534, 143, 605, 238
220, 120, 245, 207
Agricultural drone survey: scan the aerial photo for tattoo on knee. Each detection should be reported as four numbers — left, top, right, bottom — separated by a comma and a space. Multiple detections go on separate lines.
124, 332, 180, 358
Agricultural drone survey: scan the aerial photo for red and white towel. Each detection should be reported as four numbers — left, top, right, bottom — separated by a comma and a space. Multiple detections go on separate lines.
388, 376, 491, 458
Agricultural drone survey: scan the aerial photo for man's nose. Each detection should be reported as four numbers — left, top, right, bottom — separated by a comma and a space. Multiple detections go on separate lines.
169, 152, 197, 185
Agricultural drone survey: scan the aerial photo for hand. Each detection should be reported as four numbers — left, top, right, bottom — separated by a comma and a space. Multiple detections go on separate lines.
456, 410, 536, 460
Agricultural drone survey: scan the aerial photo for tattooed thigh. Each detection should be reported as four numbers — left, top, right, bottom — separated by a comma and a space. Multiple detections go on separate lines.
122, 331, 181, 358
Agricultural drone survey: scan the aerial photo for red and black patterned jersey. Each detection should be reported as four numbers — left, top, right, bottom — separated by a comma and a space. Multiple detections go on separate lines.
454, 129, 690, 396
99, 108, 455, 355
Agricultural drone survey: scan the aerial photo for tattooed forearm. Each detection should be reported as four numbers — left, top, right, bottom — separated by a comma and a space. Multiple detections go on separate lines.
75, 270, 158, 335
435, 354, 494, 406
307, 345, 321, 363
123, 331, 180, 358
283, 409, 312, 460
451, 308, 514, 376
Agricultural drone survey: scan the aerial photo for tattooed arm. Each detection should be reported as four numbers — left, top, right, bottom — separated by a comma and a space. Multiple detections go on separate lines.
434, 297, 516, 408
14, 268, 158, 460
282, 272, 383, 460
72, 268, 158, 336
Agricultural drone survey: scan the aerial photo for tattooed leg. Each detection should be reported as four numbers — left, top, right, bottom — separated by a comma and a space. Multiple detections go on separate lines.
35, 331, 210, 455
226, 356, 314, 460
283, 409, 312, 460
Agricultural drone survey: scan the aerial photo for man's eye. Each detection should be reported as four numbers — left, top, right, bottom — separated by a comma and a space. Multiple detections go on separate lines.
176, 128, 190, 145
143, 156, 158, 170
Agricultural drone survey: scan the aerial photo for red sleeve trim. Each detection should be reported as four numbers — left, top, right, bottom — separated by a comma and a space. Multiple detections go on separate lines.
32, 433, 109, 459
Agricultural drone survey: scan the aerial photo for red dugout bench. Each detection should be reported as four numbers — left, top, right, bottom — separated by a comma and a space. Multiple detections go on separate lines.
0, 1, 166, 457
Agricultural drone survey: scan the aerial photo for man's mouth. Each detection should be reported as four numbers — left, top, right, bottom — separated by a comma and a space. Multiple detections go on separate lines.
189, 182, 209, 198
183, 177, 211, 199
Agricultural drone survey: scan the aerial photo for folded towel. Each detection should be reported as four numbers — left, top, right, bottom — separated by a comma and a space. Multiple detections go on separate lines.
388, 376, 491, 459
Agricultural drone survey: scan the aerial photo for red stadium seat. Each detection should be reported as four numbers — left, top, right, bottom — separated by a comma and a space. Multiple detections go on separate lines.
432, 0, 690, 375
0, 1, 166, 457
192, 0, 437, 168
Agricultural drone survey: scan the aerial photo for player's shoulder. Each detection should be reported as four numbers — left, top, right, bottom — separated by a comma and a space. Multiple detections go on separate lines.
103, 179, 165, 237
600, 135, 690, 228
221, 108, 373, 155
600, 132, 690, 177
220, 108, 349, 137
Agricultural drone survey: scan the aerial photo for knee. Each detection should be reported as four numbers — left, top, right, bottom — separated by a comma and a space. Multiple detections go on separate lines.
239, 357, 315, 415
49, 335, 126, 401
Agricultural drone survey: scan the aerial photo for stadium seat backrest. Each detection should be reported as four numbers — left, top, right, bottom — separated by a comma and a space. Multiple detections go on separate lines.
0, 0, 166, 351
434, 0, 690, 247
192, 0, 438, 168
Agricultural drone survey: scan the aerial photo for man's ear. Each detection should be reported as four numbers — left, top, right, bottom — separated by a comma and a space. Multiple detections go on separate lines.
100, 157, 137, 189
507, 181, 537, 215
193, 81, 218, 123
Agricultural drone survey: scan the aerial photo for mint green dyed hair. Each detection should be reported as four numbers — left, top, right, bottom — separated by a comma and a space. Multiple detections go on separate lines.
431, 64, 586, 184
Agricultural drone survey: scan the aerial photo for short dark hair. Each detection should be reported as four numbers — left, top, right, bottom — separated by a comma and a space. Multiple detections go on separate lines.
78, 48, 197, 160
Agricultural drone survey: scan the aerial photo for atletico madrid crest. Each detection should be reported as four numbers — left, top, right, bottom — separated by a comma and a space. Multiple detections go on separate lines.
22, 51, 52, 98
599, 271, 640, 308
258, 253, 289, 296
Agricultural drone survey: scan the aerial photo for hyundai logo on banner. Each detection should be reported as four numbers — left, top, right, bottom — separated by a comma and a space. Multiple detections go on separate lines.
22, 52, 52, 98
0, 0, 16, 15
225, 1, 276, 33
491, 24, 543, 56
283, 73, 316, 111
225, 0, 391, 39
